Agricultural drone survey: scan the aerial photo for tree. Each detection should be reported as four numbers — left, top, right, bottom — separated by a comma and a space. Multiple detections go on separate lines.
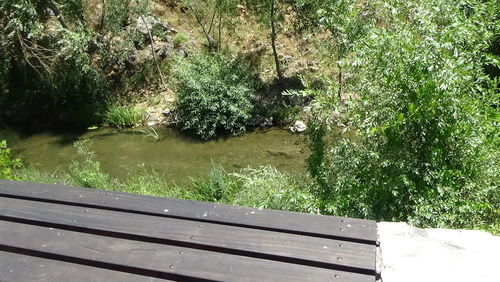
305, 0, 499, 229
246, 0, 285, 81
0, 0, 108, 126
316, 0, 369, 99
182, 0, 238, 51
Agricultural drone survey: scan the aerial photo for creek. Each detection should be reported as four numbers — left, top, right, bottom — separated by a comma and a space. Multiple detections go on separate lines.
0, 126, 306, 184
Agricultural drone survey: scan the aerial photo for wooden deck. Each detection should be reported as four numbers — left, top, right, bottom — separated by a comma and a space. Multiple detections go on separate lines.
0, 180, 378, 281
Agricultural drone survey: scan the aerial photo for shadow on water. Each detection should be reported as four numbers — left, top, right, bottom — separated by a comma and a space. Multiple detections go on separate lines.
0, 126, 307, 184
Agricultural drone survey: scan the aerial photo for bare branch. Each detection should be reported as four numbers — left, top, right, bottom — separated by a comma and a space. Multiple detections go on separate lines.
140, 15, 166, 86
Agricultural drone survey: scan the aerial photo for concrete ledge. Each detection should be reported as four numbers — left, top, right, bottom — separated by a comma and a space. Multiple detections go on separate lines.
377, 222, 499, 282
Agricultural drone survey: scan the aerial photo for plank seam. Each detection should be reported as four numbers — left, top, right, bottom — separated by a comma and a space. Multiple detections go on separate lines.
0, 193, 377, 245
0, 244, 215, 282
0, 216, 376, 276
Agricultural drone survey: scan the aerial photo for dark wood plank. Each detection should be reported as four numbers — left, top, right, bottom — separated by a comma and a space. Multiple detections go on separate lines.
0, 197, 376, 274
0, 250, 164, 282
0, 220, 374, 282
0, 180, 377, 244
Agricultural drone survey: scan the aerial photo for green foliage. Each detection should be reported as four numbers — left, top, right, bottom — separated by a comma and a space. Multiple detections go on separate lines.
50, 30, 109, 107
0, 140, 21, 180
182, 0, 239, 49
104, 105, 147, 128
271, 105, 302, 125
0, 0, 160, 128
123, 164, 193, 198
232, 166, 319, 213
173, 32, 188, 46
187, 165, 319, 213
14, 166, 67, 185
103, 0, 151, 32
190, 164, 239, 202
0, 0, 44, 39
68, 140, 111, 189
0, 49, 9, 100
173, 52, 258, 139
0, 0, 109, 127
306, 0, 499, 230
57, 0, 86, 25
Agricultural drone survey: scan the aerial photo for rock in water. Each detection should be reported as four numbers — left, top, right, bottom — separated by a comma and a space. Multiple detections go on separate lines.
289, 120, 307, 133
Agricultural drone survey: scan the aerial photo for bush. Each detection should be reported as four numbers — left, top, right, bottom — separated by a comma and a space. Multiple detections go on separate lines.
173, 53, 258, 140
306, 0, 499, 230
104, 105, 147, 128
0, 140, 21, 180
102, 0, 151, 32
68, 140, 112, 189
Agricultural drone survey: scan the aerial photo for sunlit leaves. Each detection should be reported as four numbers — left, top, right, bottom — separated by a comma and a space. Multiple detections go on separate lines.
307, 0, 499, 230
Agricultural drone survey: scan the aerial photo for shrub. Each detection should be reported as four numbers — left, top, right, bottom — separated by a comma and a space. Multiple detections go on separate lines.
173, 52, 258, 140
104, 105, 147, 128
306, 0, 499, 230
172, 32, 188, 47
68, 140, 112, 189
0, 140, 21, 180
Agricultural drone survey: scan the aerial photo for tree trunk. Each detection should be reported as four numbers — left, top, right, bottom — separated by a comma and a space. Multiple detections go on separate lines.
217, 9, 222, 51
192, 9, 216, 50
47, 0, 69, 29
270, 0, 283, 81
337, 62, 342, 100
99, 0, 106, 32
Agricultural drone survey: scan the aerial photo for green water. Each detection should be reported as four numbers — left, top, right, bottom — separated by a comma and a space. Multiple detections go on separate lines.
0, 127, 306, 184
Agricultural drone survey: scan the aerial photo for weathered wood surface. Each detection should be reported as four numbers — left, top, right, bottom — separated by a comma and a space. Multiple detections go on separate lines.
0, 180, 377, 243
0, 251, 165, 282
0, 180, 377, 281
0, 221, 371, 282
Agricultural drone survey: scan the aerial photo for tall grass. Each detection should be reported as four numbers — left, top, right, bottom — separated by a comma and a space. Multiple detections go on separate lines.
104, 105, 147, 128
231, 167, 319, 213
